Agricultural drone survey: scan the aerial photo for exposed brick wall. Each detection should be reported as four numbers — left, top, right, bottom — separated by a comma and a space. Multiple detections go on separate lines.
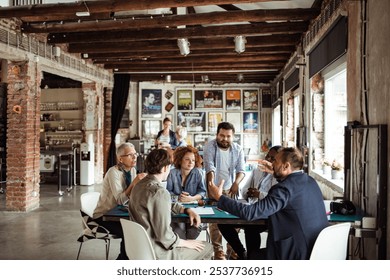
6, 60, 40, 212
311, 73, 325, 170
103, 87, 112, 174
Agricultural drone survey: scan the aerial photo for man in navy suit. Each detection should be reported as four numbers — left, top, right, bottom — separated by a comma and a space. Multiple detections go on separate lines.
208, 147, 329, 259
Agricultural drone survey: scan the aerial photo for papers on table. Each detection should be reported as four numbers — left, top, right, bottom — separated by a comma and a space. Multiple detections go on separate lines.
181, 201, 198, 205
191, 207, 215, 215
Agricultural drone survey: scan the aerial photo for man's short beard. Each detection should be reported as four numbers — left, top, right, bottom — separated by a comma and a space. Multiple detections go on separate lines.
217, 139, 231, 149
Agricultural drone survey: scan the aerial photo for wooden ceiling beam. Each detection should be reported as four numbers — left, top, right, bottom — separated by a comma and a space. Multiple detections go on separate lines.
83, 46, 295, 59
21, 8, 318, 33
47, 21, 308, 44
128, 74, 274, 83
68, 34, 300, 53
0, 0, 275, 18
93, 54, 289, 65
103, 62, 285, 70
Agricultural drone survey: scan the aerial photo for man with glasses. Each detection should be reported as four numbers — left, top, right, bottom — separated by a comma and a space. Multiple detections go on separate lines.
217, 145, 281, 259
93, 142, 147, 259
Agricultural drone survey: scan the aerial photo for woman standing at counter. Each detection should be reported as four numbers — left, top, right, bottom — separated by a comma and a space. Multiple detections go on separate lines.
155, 117, 178, 149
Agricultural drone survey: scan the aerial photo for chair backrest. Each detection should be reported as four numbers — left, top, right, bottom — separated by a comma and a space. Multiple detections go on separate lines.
310, 222, 351, 260
80, 192, 101, 217
120, 219, 156, 260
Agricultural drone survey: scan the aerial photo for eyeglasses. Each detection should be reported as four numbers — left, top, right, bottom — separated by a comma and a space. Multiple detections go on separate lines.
121, 152, 139, 158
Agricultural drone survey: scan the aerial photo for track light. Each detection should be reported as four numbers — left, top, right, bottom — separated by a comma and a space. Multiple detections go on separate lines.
237, 74, 244, 81
76, 1, 90, 17
165, 75, 172, 83
234, 35, 246, 54
201, 75, 210, 83
177, 38, 190, 56
76, 11, 90, 17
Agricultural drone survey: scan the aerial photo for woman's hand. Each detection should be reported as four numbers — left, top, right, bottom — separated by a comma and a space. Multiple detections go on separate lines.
179, 191, 194, 202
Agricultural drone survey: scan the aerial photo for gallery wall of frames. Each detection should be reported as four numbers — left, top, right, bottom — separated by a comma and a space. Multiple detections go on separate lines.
139, 86, 272, 158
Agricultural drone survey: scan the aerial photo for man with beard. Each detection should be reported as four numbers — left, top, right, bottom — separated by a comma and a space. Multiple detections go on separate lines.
207, 147, 329, 260
203, 122, 245, 260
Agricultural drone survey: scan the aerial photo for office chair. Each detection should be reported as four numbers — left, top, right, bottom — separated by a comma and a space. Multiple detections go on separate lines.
76, 192, 119, 260
310, 222, 351, 260
120, 219, 157, 260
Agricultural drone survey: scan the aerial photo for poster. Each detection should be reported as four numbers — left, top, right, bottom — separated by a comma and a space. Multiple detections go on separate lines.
177, 112, 206, 132
194, 90, 223, 109
194, 134, 214, 151
141, 89, 162, 118
243, 112, 259, 133
225, 90, 241, 110
243, 89, 259, 110
177, 89, 193, 110
208, 112, 223, 133
243, 134, 259, 155
226, 112, 241, 133
142, 120, 161, 136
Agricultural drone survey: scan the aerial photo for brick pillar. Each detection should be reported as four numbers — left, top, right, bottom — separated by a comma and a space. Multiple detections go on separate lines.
6, 60, 40, 212
103, 87, 112, 175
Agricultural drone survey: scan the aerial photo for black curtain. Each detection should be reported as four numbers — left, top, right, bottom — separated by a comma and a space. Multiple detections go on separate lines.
106, 74, 130, 172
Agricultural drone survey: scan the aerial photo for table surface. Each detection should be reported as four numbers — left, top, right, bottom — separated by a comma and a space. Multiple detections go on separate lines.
103, 204, 362, 225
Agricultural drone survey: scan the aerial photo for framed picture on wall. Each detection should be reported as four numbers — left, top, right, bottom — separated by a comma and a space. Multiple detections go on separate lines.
243, 134, 259, 155
226, 112, 241, 133
194, 90, 223, 109
142, 120, 161, 137
194, 134, 214, 151
208, 112, 223, 133
141, 89, 162, 118
177, 89, 193, 110
225, 90, 241, 110
233, 134, 241, 146
177, 112, 206, 132
243, 112, 259, 133
243, 89, 259, 110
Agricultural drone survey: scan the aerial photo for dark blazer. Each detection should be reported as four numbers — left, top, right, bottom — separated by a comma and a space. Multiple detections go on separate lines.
156, 129, 178, 149
218, 171, 329, 260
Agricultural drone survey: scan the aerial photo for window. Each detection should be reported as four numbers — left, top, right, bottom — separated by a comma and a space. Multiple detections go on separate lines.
324, 64, 347, 171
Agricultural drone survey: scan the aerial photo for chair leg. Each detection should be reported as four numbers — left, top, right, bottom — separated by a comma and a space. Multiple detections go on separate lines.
76, 242, 83, 260
206, 229, 211, 243
105, 239, 111, 260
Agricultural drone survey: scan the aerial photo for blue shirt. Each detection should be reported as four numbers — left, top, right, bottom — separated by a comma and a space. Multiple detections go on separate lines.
166, 167, 206, 199
203, 138, 245, 190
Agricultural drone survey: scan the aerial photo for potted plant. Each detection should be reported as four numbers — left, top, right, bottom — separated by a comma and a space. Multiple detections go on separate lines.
322, 159, 332, 176
330, 160, 343, 180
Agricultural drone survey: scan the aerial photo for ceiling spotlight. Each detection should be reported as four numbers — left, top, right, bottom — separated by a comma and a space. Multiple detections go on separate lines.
76, 11, 90, 17
165, 75, 172, 83
234, 35, 246, 54
201, 75, 210, 83
237, 74, 244, 81
76, 1, 90, 17
177, 38, 190, 56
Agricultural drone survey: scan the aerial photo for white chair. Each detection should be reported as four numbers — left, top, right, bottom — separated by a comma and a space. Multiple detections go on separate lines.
76, 192, 119, 260
120, 219, 156, 260
310, 222, 351, 260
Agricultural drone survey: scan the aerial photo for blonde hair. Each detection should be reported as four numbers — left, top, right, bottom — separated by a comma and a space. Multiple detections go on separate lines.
175, 126, 187, 140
